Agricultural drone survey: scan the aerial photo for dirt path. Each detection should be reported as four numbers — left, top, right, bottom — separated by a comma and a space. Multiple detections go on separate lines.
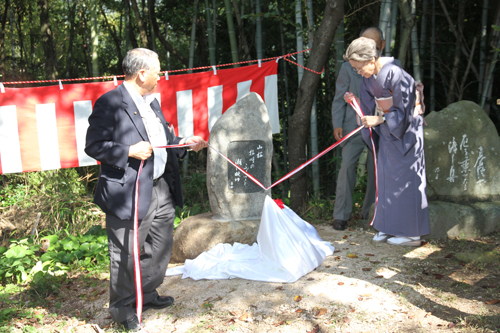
7, 225, 500, 333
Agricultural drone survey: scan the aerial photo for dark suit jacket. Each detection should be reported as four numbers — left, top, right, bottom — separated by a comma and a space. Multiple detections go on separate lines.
85, 84, 186, 221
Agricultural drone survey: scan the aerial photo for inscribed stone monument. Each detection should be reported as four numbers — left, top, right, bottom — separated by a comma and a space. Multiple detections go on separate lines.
171, 92, 273, 263
207, 92, 272, 220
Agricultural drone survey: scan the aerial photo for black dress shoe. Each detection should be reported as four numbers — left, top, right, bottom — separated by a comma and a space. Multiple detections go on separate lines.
120, 316, 141, 332
332, 219, 347, 230
143, 295, 175, 312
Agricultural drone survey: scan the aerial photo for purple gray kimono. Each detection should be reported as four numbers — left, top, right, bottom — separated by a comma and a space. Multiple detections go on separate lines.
359, 57, 430, 237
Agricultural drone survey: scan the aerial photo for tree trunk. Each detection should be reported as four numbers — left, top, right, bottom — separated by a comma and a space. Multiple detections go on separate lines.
379, 0, 391, 42
430, 0, 436, 111
288, 0, 344, 211
277, 0, 290, 195
419, 0, 428, 79
410, 0, 421, 81
224, 0, 239, 65
306, 0, 320, 195
232, 0, 251, 60
479, 0, 488, 99
0, 0, 10, 78
37, 0, 58, 79
149, 0, 189, 67
480, 1, 500, 109
101, 5, 123, 72
388, 0, 398, 56
124, 0, 131, 50
446, 0, 465, 105
398, 0, 415, 68
65, 0, 77, 78
255, 0, 263, 59
205, 0, 216, 65
130, 0, 149, 47
90, 0, 99, 77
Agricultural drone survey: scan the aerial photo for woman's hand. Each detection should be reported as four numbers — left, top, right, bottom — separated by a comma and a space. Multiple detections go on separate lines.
361, 115, 384, 128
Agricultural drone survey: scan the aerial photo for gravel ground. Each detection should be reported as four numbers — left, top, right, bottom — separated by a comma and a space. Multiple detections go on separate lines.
6, 224, 500, 333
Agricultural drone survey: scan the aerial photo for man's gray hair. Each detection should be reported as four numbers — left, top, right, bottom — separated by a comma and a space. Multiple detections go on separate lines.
122, 48, 159, 77
344, 37, 380, 62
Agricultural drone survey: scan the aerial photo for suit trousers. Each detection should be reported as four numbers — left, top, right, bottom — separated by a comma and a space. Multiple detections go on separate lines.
333, 133, 376, 221
105, 177, 175, 323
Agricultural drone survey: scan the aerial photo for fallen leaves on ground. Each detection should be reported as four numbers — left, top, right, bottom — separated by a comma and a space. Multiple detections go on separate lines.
314, 307, 327, 316
362, 268, 372, 271
343, 235, 348, 239
239, 311, 248, 321
295, 309, 304, 313
225, 318, 235, 326
272, 321, 285, 326
484, 299, 500, 305
365, 253, 374, 256
338, 282, 344, 285
294, 295, 302, 302
347, 254, 358, 258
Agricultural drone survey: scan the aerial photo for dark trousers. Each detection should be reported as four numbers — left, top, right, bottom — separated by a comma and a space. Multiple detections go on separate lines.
105, 177, 175, 323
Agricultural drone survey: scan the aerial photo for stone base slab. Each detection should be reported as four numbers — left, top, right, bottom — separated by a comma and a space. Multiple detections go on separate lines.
171, 212, 260, 263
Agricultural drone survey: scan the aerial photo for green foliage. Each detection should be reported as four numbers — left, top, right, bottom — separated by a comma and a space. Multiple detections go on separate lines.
0, 226, 109, 285
176, 170, 210, 228
40, 226, 109, 273
352, 173, 368, 209
28, 273, 67, 302
305, 196, 334, 223
0, 238, 39, 284
0, 168, 103, 235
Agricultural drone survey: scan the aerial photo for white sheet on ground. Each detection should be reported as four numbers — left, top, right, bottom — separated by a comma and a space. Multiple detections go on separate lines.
165, 196, 334, 283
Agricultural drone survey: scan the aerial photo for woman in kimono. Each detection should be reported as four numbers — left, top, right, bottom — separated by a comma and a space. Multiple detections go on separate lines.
344, 37, 429, 247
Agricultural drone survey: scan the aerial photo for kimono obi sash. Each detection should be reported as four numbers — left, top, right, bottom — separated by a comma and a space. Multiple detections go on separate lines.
375, 96, 393, 115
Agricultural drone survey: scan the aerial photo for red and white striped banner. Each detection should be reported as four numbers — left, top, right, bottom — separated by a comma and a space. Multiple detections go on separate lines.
0, 61, 278, 174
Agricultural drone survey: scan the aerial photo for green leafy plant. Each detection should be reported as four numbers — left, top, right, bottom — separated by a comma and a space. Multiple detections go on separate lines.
40, 225, 109, 273
0, 225, 109, 285
0, 238, 38, 284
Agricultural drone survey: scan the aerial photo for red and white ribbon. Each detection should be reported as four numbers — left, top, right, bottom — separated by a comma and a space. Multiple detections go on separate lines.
132, 112, 376, 326
346, 94, 378, 226
133, 161, 145, 326
133, 142, 197, 328
208, 124, 363, 191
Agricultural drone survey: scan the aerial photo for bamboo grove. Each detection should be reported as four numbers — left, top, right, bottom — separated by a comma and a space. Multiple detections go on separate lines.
1, 0, 499, 211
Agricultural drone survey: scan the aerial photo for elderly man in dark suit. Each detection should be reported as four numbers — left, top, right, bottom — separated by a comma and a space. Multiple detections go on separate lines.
85, 48, 207, 331
331, 27, 387, 230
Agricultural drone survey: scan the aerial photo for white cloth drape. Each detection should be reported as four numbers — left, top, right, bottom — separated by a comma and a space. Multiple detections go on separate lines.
166, 196, 334, 283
